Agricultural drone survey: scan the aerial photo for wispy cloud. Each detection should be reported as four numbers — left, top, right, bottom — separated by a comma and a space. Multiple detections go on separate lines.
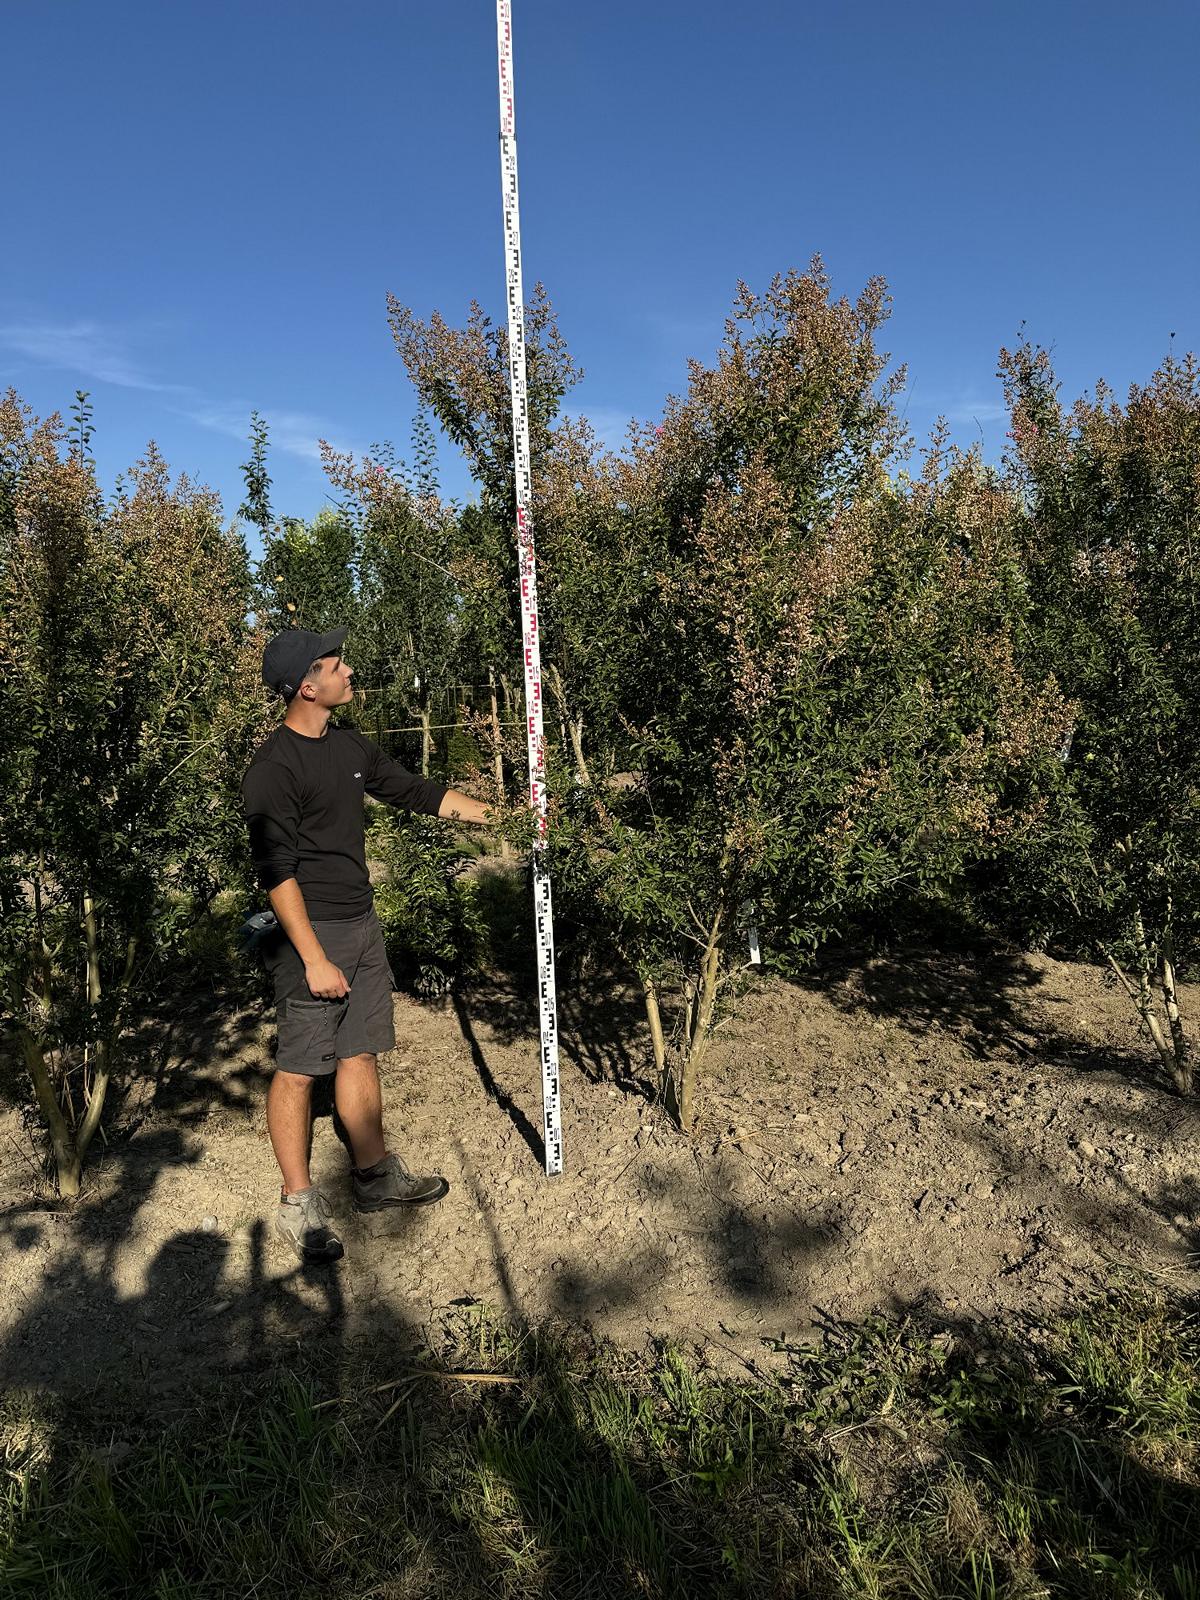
901, 380, 1009, 430
179, 402, 361, 464
0, 314, 360, 467
943, 399, 1008, 425
0, 319, 186, 393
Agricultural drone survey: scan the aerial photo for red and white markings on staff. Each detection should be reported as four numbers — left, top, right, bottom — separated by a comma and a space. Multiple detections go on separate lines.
496, 0, 563, 1176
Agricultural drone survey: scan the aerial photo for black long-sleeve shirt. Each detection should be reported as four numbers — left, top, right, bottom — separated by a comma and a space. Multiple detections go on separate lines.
241, 724, 447, 919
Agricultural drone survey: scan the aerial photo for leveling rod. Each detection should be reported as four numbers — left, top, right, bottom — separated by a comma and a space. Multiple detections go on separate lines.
496, 0, 563, 1176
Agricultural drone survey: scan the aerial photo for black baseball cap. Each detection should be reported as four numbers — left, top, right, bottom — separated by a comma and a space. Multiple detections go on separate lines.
262, 626, 348, 700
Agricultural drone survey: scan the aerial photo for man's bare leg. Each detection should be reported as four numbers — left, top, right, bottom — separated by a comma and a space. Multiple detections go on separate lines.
267, 1070, 315, 1194
335, 1052, 387, 1171
269, 1069, 343, 1264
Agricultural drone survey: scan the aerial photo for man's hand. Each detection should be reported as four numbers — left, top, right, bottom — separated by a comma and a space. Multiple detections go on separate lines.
305, 957, 350, 1000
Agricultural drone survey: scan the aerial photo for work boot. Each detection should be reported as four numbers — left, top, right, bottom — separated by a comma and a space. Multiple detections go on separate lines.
352, 1153, 449, 1212
276, 1186, 344, 1264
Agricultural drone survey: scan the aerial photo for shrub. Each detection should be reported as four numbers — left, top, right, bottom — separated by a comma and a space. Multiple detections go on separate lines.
0, 393, 268, 1194
1001, 341, 1200, 1091
368, 808, 489, 996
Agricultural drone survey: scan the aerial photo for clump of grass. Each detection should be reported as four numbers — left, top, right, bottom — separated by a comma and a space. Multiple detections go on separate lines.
2, 1285, 1197, 1598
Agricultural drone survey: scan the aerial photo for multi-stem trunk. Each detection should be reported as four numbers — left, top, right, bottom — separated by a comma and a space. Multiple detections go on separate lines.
678, 909, 724, 1133
641, 975, 667, 1088
1160, 935, 1192, 1094
1105, 907, 1192, 1095
15, 1014, 82, 1198
18, 897, 141, 1195
74, 897, 138, 1164
547, 662, 610, 825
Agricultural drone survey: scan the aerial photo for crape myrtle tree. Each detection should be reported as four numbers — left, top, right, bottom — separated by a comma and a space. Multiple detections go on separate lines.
388, 285, 662, 845
1001, 341, 1200, 1092
386, 264, 1075, 1129
541, 268, 1075, 1127
0, 392, 268, 1195
385, 285, 631, 784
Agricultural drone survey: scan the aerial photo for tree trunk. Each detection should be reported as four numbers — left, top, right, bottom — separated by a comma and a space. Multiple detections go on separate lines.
642, 977, 666, 1081
567, 717, 596, 789
1106, 948, 1177, 1085
76, 893, 111, 1164
72, 903, 138, 1168
420, 707, 432, 777
679, 913, 723, 1133
644, 977, 681, 1120
16, 1020, 80, 1197
547, 662, 610, 824
1160, 941, 1192, 1094
78, 933, 137, 1164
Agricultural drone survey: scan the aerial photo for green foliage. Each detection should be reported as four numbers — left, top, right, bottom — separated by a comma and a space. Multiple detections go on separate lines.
388, 283, 580, 522
999, 343, 1200, 956
69, 389, 94, 465
995, 342, 1200, 1086
255, 506, 358, 636
443, 721, 485, 780
237, 409, 272, 540
0, 391, 270, 1193
388, 284, 582, 688
368, 808, 488, 996
320, 432, 459, 757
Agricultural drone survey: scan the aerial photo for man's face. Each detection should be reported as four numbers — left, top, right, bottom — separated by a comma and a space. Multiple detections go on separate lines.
303, 653, 354, 707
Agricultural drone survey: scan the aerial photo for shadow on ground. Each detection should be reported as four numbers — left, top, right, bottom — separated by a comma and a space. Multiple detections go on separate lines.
799, 940, 1161, 1085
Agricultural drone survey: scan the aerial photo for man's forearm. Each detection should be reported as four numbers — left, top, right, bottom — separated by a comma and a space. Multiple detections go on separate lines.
437, 789, 494, 826
268, 878, 325, 964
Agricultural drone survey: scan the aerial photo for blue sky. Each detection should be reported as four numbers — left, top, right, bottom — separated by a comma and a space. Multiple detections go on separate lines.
2, 0, 1195, 530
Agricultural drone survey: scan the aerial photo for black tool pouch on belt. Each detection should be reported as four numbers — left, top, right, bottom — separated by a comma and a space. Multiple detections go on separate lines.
238, 908, 279, 958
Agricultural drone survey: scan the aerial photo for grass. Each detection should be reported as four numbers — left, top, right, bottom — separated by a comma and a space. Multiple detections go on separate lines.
1, 1282, 1197, 1599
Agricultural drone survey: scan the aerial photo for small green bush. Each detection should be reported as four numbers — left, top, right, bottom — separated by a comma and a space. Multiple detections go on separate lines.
443, 722, 486, 781
368, 809, 488, 996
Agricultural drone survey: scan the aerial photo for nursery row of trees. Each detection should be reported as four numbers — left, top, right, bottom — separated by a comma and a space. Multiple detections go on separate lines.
2, 261, 1198, 1193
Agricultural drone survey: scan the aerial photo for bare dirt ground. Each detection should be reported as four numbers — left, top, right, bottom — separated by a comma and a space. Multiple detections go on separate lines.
2, 942, 1198, 1403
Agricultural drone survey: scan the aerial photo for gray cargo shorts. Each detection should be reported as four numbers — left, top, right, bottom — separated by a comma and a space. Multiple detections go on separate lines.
263, 907, 397, 1076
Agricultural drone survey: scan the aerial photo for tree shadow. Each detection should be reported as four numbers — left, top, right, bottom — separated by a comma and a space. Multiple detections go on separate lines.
451, 966, 654, 1098
792, 939, 1195, 1101
7, 930, 1199, 1593
797, 1286, 1200, 1595
450, 989, 545, 1168
558, 979, 657, 1096
549, 1192, 842, 1333
946, 1111, 1200, 1278
120, 981, 268, 1134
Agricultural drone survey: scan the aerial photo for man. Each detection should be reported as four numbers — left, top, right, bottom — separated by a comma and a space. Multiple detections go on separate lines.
242, 625, 493, 1264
